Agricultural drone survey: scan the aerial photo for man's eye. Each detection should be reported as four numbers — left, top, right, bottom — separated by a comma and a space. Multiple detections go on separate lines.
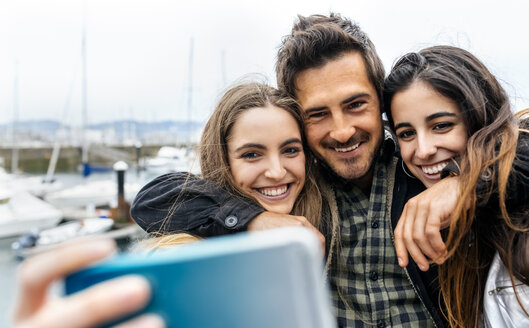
397, 130, 415, 139
308, 112, 327, 119
346, 101, 364, 110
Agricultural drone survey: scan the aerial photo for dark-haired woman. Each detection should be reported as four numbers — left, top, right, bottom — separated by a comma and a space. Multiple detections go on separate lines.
384, 45, 529, 327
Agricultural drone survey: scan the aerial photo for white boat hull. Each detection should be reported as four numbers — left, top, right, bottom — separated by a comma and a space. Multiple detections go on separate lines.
0, 191, 63, 238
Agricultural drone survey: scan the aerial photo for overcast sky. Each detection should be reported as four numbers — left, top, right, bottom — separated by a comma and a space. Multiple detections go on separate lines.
1, 0, 528, 125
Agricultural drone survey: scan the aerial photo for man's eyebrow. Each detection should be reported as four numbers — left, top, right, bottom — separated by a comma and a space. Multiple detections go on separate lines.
425, 112, 456, 121
304, 93, 371, 114
234, 143, 266, 152
280, 138, 302, 148
394, 122, 412, 131
304, 106, 327, 114
340, 93, 370, 105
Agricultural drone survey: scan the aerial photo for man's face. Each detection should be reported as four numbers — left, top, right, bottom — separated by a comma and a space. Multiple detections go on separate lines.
295, 51, 383, 181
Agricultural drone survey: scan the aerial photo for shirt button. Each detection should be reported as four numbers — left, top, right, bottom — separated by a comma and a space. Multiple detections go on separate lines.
369, 271, 378, 281
371, 221, 379, 229
225, 215, 238, 227
377, 320, 385, 328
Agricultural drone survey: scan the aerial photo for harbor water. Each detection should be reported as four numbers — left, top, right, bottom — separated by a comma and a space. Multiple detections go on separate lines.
0, 170, 158, 327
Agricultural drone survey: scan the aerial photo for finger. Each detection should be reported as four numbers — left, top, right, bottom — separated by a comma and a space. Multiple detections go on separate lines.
312, 228, 326, 253
411, 200, 440, 263
424, 207, 447, 264
14, 238, 116, 320
113, 314, 166, 328
402, 200, 420, 267
405, 200, 432, 271
292, 216, 325, 252
25, 275, 151, 328
394, 206, 409, 267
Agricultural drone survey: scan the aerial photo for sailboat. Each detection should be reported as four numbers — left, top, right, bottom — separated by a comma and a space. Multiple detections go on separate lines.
0, 63, 63, 238
42, 21, 142, 212
0, 171, 63, 239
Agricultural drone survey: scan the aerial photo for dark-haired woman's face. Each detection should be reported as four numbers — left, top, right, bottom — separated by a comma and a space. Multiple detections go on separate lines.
391, 81, 468, 188
227, 105, 306, 214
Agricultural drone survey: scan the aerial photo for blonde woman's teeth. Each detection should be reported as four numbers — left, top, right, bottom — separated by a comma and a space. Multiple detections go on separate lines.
258, 185, 288, 196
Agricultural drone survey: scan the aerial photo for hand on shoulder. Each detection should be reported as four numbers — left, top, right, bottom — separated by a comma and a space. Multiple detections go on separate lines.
394, 177, 465, 271
248, 212, 326, 252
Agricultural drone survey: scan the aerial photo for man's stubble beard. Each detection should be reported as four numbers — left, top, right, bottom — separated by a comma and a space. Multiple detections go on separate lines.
329, 149, 377, 181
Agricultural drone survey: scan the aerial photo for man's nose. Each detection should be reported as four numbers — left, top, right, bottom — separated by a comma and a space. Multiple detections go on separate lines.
329, 114, 356, 143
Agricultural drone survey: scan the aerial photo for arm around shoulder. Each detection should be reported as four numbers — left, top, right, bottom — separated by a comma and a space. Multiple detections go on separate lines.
131, 172, 265, 237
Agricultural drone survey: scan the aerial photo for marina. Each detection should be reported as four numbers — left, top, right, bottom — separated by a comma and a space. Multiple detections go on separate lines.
0, 146, 199, 327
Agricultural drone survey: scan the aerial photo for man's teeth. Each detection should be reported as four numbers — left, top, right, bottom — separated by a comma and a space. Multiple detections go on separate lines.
421, 161, 448, 175
335, 143, 360, 153
258, 185, 288, 196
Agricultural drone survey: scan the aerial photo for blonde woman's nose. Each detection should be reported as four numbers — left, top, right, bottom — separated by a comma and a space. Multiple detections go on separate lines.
264, 157, 287, 180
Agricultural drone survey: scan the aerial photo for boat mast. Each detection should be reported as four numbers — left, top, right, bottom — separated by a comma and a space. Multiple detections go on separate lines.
187, 38, 193, 145
81, 10, 89, 175
11, 61, 19, 173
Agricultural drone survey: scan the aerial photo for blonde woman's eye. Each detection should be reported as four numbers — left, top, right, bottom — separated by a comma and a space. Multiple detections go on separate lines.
284, 147, 301, 155
241, 152, 260, 159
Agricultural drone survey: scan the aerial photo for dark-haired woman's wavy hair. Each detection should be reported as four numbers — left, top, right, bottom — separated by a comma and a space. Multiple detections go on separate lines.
383, 45, 528, 327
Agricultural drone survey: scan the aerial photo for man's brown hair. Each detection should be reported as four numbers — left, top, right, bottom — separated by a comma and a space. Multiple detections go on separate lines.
276, 13, 385, 108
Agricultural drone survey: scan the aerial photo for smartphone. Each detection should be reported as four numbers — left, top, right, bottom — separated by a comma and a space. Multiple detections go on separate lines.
65, 227, 336, 328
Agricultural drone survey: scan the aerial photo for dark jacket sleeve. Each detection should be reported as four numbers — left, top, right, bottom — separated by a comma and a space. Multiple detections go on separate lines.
130, 172, 265, 237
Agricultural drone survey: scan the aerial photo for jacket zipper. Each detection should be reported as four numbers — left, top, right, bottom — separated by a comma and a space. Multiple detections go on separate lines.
488, 283, 523, 295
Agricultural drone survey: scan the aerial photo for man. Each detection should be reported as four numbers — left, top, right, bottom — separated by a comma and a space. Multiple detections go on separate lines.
132, 13, 448, 327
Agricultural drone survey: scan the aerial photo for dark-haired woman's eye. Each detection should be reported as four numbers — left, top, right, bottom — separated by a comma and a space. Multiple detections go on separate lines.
433, 122, 454, 131
397, 130, 415, 140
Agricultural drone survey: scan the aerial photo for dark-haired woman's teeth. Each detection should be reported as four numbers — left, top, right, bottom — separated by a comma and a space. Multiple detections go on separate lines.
421, 161, 449, 174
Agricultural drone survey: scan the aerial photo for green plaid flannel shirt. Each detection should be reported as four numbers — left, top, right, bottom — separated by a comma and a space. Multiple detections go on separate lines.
327, 139, 435, 328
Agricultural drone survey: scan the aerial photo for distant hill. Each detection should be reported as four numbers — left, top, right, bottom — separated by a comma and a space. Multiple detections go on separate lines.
0, 119, 204, 146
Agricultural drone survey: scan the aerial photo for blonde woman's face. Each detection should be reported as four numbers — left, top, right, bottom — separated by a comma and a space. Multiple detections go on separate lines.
391, 81, 468, 188
227, 105, 306, 214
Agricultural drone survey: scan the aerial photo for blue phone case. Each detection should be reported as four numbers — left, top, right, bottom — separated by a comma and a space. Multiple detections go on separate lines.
65, 227, 336, 328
